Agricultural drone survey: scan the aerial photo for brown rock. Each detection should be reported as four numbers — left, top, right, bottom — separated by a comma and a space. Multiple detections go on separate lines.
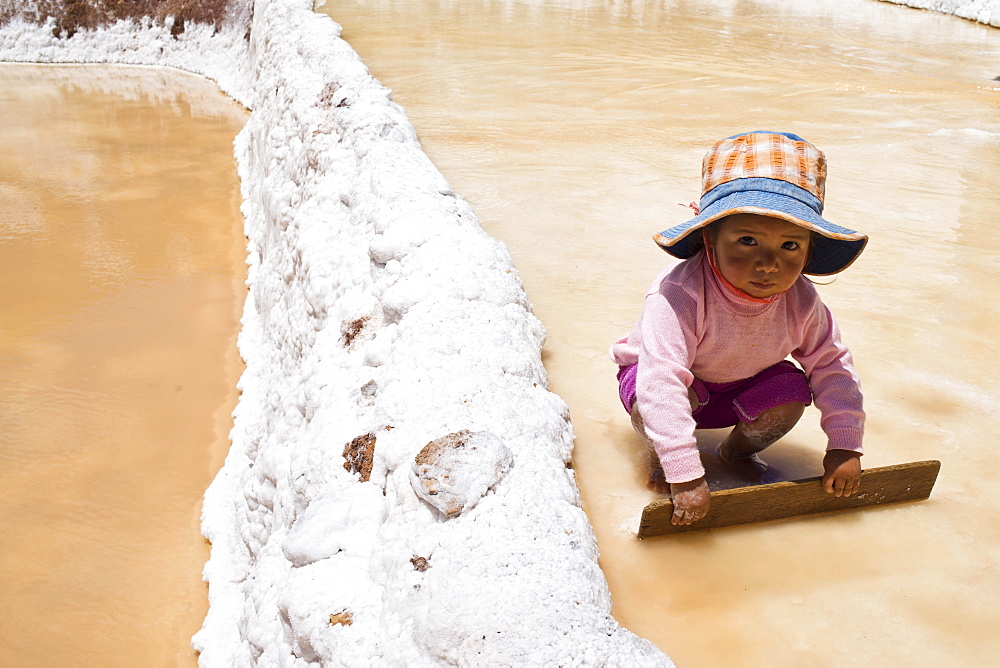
329, 611, 353, 626
343, 433, 375, 482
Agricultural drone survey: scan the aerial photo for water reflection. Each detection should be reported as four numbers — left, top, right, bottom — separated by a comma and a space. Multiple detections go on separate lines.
0, 64, 247, 666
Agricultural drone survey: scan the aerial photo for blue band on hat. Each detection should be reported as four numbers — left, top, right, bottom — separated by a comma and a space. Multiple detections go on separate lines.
727, 130, 807, 142
700, 177, 824, 216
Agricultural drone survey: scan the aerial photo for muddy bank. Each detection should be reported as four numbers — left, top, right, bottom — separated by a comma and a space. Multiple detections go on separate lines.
0, 0, 252, 104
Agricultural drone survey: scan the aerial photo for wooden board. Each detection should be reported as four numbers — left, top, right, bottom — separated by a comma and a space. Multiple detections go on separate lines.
637, 460, 941, 538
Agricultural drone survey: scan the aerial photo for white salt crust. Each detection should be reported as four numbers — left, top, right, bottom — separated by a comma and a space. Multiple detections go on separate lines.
877, 0, 1000, 26
0, 1, 670, 665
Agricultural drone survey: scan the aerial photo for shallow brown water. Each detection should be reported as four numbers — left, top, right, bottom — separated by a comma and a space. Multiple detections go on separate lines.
322, 0, 1000, 665
0, 65, 247, 666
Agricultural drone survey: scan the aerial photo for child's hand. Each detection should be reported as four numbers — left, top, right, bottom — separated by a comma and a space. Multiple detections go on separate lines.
670, 477, 710, 525
822, 450, 862, 497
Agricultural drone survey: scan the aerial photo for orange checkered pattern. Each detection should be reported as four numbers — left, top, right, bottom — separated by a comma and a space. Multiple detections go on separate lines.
701, 133, 827, 201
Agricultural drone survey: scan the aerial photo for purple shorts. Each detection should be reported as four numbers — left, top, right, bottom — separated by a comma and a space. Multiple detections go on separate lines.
617, 360, 812, 429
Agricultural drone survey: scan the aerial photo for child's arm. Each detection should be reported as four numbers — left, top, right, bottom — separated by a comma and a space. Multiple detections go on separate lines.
822, 449, 861, 497
633, 284, 705, 485
792, 298, 865, 458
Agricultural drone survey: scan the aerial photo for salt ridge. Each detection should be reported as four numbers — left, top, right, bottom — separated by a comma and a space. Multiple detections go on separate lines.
879, 0, 1000, 27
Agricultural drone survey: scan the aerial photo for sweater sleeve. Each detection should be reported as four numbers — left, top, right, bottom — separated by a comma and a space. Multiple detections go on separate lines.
792, 298, 866, 453
634, 283, 706, 483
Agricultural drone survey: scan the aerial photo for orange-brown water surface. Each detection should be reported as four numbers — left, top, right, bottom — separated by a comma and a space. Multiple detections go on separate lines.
321, 0, 1000, 664
0, 64, 247, 666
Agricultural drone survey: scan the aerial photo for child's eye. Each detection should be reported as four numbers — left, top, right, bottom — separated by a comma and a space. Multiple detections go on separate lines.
782, 241, 801, 251
738, 236, 756, 246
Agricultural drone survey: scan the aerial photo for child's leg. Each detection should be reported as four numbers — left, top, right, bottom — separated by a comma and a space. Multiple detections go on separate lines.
631, 389, 699, 493
630, 404, 665, 492
719, 401, 806, 473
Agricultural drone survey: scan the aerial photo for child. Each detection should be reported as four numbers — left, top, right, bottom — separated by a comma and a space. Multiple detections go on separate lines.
611, 131, 867, 526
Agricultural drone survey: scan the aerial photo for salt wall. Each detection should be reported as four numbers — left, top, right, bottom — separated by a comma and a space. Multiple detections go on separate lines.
878, 0, 1000, 26
0, 0, 667, 664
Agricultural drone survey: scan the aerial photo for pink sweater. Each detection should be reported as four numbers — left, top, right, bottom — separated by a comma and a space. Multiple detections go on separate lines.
610, 251, 865, 483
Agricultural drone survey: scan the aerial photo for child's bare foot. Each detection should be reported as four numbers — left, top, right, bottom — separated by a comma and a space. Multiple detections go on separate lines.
718, 441, 768, 478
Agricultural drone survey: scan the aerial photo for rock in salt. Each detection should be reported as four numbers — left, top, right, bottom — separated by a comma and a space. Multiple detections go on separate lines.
409, 430, 513, 517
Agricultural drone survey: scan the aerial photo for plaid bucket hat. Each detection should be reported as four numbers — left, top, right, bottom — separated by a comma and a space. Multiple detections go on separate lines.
654, 131, 867, 275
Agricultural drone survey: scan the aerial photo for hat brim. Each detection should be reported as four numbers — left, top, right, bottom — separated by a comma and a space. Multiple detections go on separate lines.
654, 190, 867, 276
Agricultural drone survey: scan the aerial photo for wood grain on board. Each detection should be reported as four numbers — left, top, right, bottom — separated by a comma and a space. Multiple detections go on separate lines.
637, 460, 941, 538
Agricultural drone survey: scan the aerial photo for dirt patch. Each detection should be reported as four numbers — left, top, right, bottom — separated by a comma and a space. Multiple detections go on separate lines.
341, 316, 369, 346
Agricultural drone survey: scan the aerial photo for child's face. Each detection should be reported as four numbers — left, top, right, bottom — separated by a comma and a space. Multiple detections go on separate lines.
710, 214, 810, 298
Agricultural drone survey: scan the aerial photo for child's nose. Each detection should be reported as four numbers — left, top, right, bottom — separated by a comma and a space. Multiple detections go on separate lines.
756, 250, 779, 272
